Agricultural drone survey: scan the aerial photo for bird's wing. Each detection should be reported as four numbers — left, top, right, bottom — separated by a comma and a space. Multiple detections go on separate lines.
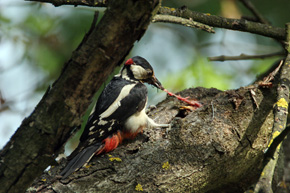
79, 77, 147, 144
104, 82, 148, 121
61, 79, 148, 179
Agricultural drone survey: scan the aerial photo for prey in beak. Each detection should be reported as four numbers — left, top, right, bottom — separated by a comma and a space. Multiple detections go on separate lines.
144, 75, 164, 90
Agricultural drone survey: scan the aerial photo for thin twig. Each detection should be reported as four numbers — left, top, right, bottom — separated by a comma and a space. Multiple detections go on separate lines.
239, 0, 286, 47
258, 60, 283, 87
211, 101, 215, 119
152, 14, 215, 33
239, 0, 270, 25
250, 89, 259, 109
208, 52, 285, 61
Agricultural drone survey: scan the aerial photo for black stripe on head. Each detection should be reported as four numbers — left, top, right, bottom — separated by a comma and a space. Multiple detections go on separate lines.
131, 56, 153, 71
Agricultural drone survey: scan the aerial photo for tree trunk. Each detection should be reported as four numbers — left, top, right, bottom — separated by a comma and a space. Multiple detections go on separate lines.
28, 77, 279, 192
0, 1, 159, 192
2, 0, 288, 192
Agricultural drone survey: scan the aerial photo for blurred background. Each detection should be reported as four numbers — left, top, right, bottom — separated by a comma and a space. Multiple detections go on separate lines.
0, 0, 288, 153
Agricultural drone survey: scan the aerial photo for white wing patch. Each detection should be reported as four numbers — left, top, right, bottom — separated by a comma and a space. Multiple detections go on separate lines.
88, 131, 95, 136
99, 130, 104, 136
99, 84, 135, 119
98, 119, 108, 125
88, 138, 95, 145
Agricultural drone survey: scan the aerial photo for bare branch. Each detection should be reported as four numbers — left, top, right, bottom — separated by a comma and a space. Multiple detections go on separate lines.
158, 6, 286, 41
26, 0, 107, 7
258, 60, 283, 87
255, 23, 290, 193
239, 0, 285, 48
29, 85, 279, 192
264, 23, 290, 159
25, 1, 286, 42
208, 52, 285, 61
239, 0, 270, 25
152, 14, 215, 33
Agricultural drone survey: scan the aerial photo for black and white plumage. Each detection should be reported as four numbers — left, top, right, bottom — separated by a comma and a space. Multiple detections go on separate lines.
60, 56, 170, 179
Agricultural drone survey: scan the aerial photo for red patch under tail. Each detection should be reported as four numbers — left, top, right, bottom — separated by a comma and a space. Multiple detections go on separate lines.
96, 132, 122, 155
96, 127, 144, 155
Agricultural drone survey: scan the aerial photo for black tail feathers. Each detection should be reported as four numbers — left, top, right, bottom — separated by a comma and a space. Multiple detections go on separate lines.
60, 143, 103, 179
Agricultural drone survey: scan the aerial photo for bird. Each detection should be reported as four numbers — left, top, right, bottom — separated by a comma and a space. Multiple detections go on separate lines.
60, 56, 170, 179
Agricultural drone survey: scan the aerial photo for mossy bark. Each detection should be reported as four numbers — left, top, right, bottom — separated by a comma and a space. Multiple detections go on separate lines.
29, 82, 278, 192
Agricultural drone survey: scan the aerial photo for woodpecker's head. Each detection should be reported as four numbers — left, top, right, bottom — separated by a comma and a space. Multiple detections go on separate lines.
121, 56, 164, 90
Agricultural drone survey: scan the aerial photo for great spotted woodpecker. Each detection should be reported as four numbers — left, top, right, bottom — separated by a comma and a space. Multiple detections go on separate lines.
60, 56, 170, 179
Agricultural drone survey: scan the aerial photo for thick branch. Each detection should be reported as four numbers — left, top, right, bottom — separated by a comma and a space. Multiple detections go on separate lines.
265, 23, 290, 159
29, 77, 281, 192
254, 23, 290, 193
27, 0, 107, 7
208, 52, 285, 61
253, 58, 289, 192
0, 0, 159, 192
158, 6, 286, 41
152, 14, 215, 33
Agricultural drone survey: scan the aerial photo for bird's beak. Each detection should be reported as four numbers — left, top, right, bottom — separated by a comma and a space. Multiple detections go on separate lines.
145, 75, 164, 90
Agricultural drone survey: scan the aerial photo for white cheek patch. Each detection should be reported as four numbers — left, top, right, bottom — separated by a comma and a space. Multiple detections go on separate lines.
130, 65, 148, 80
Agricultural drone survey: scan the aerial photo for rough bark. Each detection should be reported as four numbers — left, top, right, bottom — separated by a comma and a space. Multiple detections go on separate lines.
28, 77, 279, 192
158, 6, 286, 41
0, 1, 159, 192
2, 0, 289, 192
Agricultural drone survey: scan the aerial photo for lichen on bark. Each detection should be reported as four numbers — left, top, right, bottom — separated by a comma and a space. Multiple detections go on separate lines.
29, 83, 277, 192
